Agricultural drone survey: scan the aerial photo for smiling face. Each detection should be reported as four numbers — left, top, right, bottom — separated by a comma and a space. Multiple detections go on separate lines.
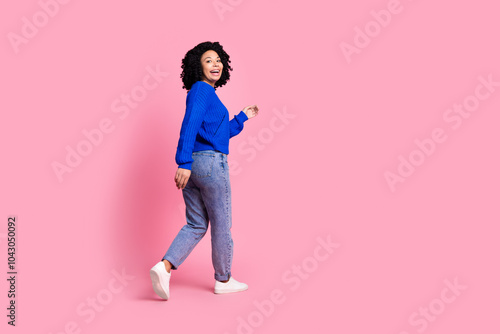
200, 50, 223, 87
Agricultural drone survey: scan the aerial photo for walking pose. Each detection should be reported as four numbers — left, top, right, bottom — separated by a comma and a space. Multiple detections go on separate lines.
150, 41, 259, 300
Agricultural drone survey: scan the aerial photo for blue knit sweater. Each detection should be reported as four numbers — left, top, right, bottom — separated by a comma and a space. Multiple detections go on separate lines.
175, 80, 249, 170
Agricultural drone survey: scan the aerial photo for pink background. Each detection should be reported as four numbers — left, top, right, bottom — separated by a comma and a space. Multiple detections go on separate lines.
2, 0, 499, 333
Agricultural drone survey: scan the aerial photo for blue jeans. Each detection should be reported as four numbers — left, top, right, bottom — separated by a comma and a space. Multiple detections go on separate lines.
163, 150, 233, 281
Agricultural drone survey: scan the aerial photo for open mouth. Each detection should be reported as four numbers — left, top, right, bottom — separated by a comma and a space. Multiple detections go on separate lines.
210, 70, 220, 75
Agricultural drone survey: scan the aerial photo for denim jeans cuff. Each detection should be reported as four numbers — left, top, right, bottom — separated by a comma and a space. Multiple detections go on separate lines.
214, 272, 231, 281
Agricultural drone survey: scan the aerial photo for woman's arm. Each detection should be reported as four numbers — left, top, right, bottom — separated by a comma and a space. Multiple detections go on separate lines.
229, 105, 259, 138
175, 83, 211, 170
229, 111, 248, 138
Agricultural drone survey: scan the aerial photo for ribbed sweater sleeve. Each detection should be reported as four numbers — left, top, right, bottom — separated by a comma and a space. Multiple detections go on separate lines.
175, 83, 211, 170
229, 111, 248, 138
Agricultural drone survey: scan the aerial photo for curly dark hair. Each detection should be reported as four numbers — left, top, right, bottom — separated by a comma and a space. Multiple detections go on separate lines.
180, 41, 233, 91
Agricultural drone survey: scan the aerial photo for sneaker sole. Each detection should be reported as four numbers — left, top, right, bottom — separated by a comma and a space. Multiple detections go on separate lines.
150, 268, 169, 300
214, 286, 248, 294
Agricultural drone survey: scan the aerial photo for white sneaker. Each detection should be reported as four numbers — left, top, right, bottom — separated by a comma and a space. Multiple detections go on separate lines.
214, 276, 248, 294
150, 261, 171, 300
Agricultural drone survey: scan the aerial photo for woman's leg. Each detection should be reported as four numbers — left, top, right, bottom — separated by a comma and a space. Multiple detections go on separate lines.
162, 176, 209, 270
162, 259, 172, 273
195, 152, 233, 282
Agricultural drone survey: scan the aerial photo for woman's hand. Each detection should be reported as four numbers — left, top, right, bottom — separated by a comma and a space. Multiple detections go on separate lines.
175, 168, 191, 189
243, 105, 259, 119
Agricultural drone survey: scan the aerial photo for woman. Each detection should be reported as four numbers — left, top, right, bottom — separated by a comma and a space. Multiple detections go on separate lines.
150, 41, 259, 300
